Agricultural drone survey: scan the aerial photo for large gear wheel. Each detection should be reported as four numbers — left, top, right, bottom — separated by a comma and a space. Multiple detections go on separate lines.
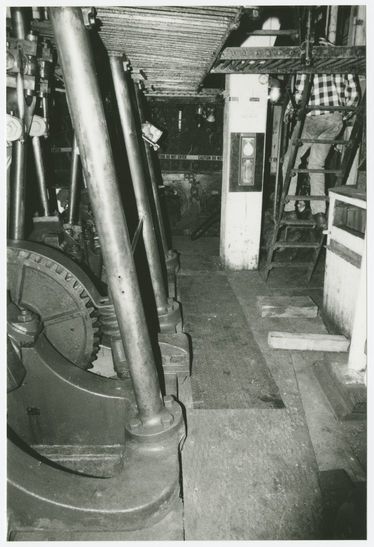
7, 240, 102, 370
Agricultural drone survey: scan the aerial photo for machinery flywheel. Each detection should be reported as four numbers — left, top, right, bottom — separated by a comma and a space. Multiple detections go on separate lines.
7, 240, 102, 369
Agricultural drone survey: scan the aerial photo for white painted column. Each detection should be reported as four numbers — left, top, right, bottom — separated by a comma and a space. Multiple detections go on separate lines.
220, 18, 279, 270
348, 234, 367, 376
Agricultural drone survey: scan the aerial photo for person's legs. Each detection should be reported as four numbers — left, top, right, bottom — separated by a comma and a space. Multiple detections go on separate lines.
308, 113, 344, 215
283, 120, 312, 212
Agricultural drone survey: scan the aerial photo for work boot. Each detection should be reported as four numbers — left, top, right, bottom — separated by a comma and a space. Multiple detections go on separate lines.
313, 212, 327, 230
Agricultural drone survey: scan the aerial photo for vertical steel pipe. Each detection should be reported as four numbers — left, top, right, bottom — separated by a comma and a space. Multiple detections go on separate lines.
68, 134, 80, 224
133, 84, 169, 256
109, 56, 169, 314
9, 8, 27, 240
9, 141, 27, 240
50, 7, 163, 422
32, 136, 50, 216
11, 7, 26, 39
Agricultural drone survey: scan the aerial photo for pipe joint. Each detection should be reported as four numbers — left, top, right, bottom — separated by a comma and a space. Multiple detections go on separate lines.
158, 298, 183, 334
165, 249, 180, 274
126, 396, 184, 443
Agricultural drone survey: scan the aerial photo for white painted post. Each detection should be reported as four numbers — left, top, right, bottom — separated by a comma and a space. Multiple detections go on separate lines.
220, 18, 280, 270
348, 233, 367, 377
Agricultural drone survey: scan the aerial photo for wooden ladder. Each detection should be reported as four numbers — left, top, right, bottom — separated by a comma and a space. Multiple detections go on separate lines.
264, 77, 364, 283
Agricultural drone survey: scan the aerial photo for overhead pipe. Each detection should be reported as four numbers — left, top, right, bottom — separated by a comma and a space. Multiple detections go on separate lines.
133, 83, 179, 275
109, 56, 181, 332
49, 7, 164, 424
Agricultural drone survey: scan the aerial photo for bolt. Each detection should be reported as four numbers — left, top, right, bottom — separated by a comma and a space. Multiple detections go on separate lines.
164, 395, 174, 409
17, 309, 33, 323
161, 412, 174, 427
128, 417, 141, 431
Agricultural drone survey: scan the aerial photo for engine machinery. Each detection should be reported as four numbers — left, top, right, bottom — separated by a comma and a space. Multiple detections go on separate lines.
6, 6, 189, 538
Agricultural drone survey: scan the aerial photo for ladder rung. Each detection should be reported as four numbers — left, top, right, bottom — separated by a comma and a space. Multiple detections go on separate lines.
292, 168, 341, 174
280, 219, 315, 226
305, 105, 358, 112
274, 242, 321, 249
297, 139, 350, 145
286, 195, 329, 201
267, 262, 311, 269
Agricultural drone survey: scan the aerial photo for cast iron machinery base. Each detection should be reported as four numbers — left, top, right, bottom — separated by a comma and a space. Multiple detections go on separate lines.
7, 308, 185, 536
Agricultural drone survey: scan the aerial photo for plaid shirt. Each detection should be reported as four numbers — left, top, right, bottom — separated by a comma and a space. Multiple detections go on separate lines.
292, 73, 360, 116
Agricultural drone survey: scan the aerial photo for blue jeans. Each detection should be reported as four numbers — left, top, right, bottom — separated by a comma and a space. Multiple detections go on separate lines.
283, 112, 344, 215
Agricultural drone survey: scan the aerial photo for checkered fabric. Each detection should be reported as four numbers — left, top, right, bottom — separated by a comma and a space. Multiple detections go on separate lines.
294, 73, 360, 116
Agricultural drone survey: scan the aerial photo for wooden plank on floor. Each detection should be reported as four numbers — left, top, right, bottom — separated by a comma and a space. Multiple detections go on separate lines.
268, 332, 350, 352
182, 409, 322, 540
257, 295, 318, 318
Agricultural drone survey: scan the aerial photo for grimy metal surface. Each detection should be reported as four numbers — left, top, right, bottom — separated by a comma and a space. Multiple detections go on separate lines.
110, 56, 170, 315
134, 83, 169, 256
50, 7, 164, 424
211, 45, 366, 74
7, 240, 101, 368
68, 134, 80, 224
31, 6, 242, 95
9, 8, 27, 240
9, 140, 27, 240
32, 136, 50, 216
7, 335, 183, 534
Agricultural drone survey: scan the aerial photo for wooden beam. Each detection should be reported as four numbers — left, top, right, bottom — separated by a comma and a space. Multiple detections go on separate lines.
268, 331, 350, 352
257, 296, 318, 318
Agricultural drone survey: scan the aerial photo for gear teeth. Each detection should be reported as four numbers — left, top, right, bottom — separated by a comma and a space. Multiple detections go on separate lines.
19, 251, 31, 259
8, 242, 103, 369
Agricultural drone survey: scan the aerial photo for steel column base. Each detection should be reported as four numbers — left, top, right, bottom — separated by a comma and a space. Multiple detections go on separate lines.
158, 332, 191, 379
158, 298, 183, 334
8, 431, 182, 536
126, 395, 184, 442
165, 249, 180, 274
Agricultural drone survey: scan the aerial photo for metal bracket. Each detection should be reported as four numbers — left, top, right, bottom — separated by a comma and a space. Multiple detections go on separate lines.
81, 7, 97, 28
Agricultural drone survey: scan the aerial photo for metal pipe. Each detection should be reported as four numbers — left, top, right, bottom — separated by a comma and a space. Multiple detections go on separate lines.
9, 140, 27, 240
11, 7, 26, 39
327, 5, 338, 45
68, 134, 80, 224
109, 55, 169, 314
9, 7, 27, 240
50, 7, 163, 422
32, 136, 50, 216
133, 83, 169, 255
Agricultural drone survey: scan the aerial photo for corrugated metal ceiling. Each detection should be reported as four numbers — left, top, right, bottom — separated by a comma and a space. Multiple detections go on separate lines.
32, 6, 243, 96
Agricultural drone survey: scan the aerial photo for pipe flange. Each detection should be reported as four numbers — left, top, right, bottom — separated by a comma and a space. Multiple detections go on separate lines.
125, 396, 184, 443
158, 298, 182, 334
165, 249, 180, 274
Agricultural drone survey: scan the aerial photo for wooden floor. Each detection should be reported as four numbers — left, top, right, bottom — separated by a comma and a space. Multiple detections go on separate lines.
177, 236, 366, 540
